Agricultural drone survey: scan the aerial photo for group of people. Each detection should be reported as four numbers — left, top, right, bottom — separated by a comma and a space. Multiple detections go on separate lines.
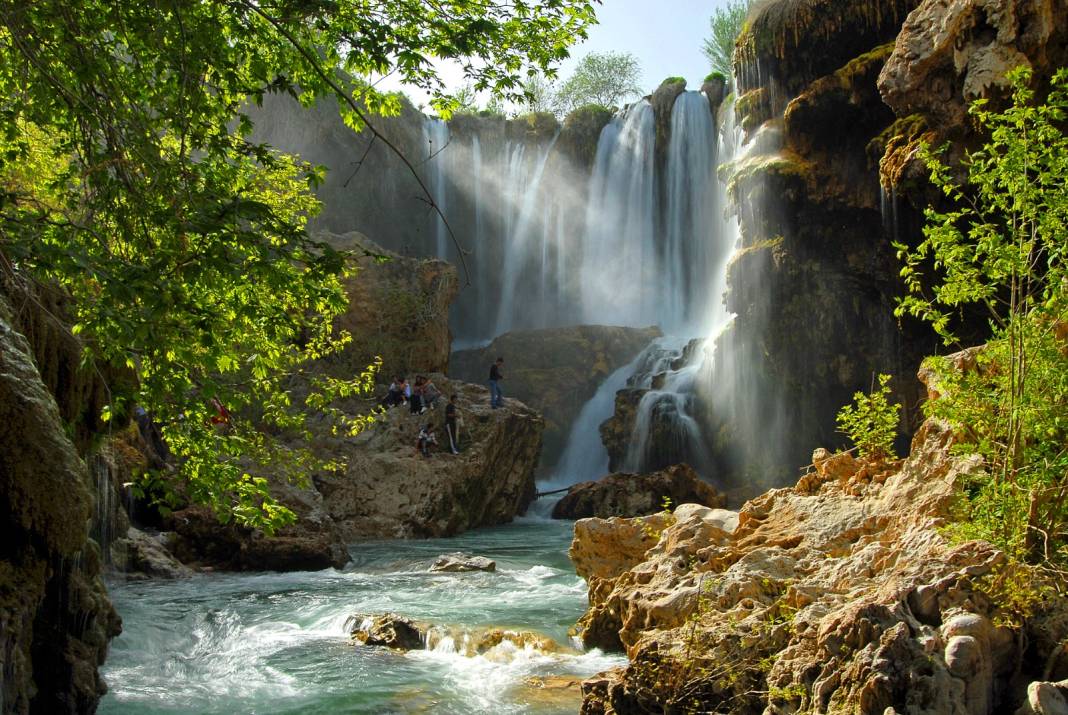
381, 374, 441, 414
380, 357, 507, 459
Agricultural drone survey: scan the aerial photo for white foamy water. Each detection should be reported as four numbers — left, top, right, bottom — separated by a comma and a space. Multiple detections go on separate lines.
100, 519, 623, 714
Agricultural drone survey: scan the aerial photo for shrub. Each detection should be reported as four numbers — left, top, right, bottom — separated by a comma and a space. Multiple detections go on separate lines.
835, 374, 900, 460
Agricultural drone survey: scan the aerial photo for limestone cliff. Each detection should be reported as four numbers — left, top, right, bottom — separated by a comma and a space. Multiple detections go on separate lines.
450, 325, 661, 467
0, 282, 121, 713
314, 376, 542, 539
318, 231, 458, 379
570, 419, 1068, 714
701, 0, 1068, 492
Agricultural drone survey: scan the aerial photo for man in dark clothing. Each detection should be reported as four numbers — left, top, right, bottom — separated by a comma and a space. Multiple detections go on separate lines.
488, 357, 504, 408
444, 394, 460, 454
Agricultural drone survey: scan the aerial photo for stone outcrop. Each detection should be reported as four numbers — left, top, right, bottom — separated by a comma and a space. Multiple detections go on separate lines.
571, 419, 1068, 714
429, 553, 497, 572
0, 284, 121, 713
110, 528, 193, 580
349, 613, 562, 657
350, 613, 427, 650
879, 0, 1068, 139
314, 375, 543, 539
163, 496, 351, 573
317, 231, 458, 379
450, 325, 660, 466
551, 464, 726, 520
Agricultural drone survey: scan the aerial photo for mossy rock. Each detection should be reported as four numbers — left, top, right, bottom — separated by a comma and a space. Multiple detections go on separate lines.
734, 0, 919, 98
705, 71, 728, 83
874, 114, 935, 190
560, 104, 615, 166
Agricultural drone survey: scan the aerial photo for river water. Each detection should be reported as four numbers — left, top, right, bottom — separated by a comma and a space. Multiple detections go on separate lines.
98, 508, 623, 714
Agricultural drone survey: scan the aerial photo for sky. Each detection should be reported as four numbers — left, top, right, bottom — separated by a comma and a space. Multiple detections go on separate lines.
380, 0, 732, 112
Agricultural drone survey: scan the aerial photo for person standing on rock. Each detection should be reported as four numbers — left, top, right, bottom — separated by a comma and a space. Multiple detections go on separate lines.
444, 394, 460, 454
488, 357, 504, 409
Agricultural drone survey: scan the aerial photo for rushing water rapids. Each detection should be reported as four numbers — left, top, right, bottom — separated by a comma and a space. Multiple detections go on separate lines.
99, 513, 623, 714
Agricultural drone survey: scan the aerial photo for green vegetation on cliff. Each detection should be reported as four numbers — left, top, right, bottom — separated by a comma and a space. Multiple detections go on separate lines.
895, 68, 1068, 568
0, 0, 595, 530
556, 51, 643, 114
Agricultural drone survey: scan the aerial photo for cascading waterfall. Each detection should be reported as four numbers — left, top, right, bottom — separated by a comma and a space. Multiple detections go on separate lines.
579, 101, 658, 327
493, 133, 560, 337
422, 118, 450, 259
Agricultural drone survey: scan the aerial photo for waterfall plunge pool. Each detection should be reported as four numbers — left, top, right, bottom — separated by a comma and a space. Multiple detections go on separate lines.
99, 512, 622, 714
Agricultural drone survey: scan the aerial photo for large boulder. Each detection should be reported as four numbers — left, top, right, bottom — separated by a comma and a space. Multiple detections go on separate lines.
315, 376, 543, 539
571, 418, 1068, 713
450, 325, 660, 466
551, 463, 726, 520
0, 285, 121, 713
163, 497, 350, 573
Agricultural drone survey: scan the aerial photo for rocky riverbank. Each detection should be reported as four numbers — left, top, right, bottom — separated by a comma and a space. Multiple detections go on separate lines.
569, 417, 1068, 713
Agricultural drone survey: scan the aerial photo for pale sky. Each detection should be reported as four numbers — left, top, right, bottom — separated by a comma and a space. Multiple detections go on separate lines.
380, 0, 731, 112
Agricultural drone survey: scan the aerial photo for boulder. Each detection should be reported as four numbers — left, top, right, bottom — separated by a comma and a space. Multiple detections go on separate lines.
571, 418, 1068, 712
111, 528, 193, 580
314, 376, 543, 540
429, 553, 496, 573
350, 613, 427, 650
163, 477, 352, 572
450, 325, 659, 466
551, 463, 726, 520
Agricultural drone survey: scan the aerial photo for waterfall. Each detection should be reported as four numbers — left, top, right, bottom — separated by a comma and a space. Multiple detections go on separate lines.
423, 118, 450, 259
493, 134, 560, 337
664, 91, 720, 333
616, 95, 743, 479
544, 349, 654, 490
579, 101, 657, 326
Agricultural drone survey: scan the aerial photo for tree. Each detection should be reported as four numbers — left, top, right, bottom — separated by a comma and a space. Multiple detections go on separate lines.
0, 0, 595, 531
556, 51, 642, 114
522, 75, 560, 115
896, 67, 1068, 565
702, 0, 750, 79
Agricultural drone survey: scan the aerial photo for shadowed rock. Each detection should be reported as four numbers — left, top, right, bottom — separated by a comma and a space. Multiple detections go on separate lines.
551, 463, 726, 520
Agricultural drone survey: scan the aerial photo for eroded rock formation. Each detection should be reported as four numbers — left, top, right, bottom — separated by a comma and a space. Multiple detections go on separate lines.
319, 231, 458, 379
315, 376, 542, 539
570, 419, 1068, 714
0, 284, 121, 713
551, 463, 726, 520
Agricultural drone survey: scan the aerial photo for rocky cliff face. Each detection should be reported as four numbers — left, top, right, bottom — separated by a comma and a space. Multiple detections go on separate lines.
570, 419, 1068, 714
451, 325, 660, 467
701, 0, 1068, 492
318, 231, 458, 380
315, 376, 542, 539
0, 282, 121, 713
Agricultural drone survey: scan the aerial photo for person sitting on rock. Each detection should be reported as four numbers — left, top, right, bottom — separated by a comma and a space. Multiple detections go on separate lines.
422, 377, 442, 410
382, 376, 409, 408
417, 422, 437, 458
444, 394, 460, 454
409, 375, 426, 414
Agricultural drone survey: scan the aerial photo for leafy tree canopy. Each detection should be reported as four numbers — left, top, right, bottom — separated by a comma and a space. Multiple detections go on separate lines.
0, 0, 595, 531
702, 0, 749, 79
555, 51, 642, 114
